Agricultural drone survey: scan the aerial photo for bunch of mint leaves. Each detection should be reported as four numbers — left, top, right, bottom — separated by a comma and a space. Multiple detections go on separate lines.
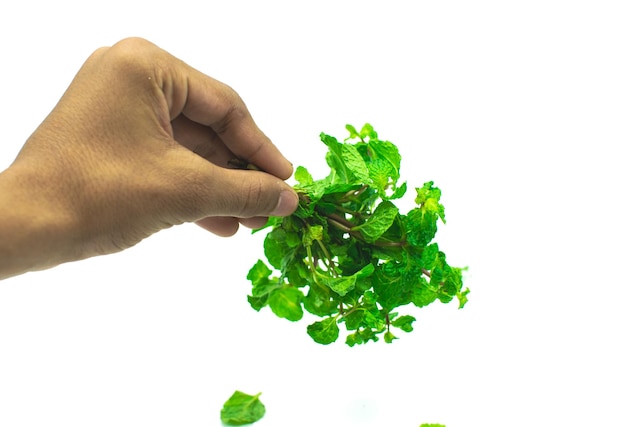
247, 124, 469, 345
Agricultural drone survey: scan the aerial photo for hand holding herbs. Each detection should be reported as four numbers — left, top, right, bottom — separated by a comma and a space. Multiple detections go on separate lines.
247, 124, 469, 345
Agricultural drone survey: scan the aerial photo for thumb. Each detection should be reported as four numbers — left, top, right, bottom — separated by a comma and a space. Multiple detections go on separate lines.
197, 166, 299, 219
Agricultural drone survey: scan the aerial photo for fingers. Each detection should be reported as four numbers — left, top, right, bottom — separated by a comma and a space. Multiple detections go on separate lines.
194, 216, 269, 237
175, 66, 293, 180
168, 147, 298, 222
195, 217, 240, 237
238, 216, 270, 230
171, 115, 234, 167
84, 39, 293, 181
202, 167, 298, 219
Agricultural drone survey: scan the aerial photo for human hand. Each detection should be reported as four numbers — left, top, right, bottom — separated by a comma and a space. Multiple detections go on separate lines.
0, 37, 298, 278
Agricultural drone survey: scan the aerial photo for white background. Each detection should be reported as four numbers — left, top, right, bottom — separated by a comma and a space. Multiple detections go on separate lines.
1, 1, 625, 426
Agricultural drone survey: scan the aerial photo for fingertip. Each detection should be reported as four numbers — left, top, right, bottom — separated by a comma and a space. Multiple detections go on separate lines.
195, 217, 240, 237
239, 216, 269, 230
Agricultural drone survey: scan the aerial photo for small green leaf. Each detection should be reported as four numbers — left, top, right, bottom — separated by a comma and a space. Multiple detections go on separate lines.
220, 391, 266, 426
307, 317, 340, 344
294, 165, 313, 185
384, 331, 397, 343
405, 207, 439, 248
345, 332, 362, 347
421, 243, 440, 270
359, 123, 377, 140
268, 287, 304, 321
373, 262, 416, 310
341, 143, 369, 183
321, 274, 356, 296
388, 181, 407, 200
369, 139, 400, 180
345, 124, 359, 140
303, 224, 324, 246
342, 309, 365, 330
263, 229, 287, 270
319, 264, 374, 296
412, 276, 438, 308
353, 201, 399, 243
457, 287, 470, 309
415, 181, 446, 223
321, 132, 349, 183
246, 260, 271, 286
303, 283, 336, 317
367, 158, 393, 192
247, 294, 268, 312
392, 315, 416, 332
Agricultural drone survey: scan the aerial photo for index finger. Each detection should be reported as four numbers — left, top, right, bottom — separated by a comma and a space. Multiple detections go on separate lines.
167, 62, 293, 180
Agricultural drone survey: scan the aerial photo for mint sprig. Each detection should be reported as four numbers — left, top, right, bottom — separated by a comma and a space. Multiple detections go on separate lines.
247, 124, 469, 345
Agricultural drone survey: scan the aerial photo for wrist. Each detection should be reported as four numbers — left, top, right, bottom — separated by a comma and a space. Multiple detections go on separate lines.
0, 163, 81, 279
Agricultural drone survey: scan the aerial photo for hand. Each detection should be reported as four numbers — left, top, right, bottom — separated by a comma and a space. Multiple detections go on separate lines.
0, 37, 298, 279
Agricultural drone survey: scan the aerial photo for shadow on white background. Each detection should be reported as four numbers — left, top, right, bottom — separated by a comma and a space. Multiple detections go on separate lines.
1, 1, 625, 426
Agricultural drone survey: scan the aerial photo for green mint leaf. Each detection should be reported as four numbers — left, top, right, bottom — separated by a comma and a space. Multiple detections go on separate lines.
294, 165, 313, 185
341, 142, 370, 183
412, 277, 438, 308
367, 158, 394, 192
342, 309, 366, 330
421, 243, 440, 270
307, 317, 340, 344
373, 262, 416, 310
457, 287, 471, 309
384, 331, 397, 343
220, 391, 266, 426
247, 294, 269, 312
321, 132, 349, 183
247, 260, 272, 286
318, 263, 374, 296
415, 181, 446, 223
353, 200, 399, 243
268, 287, 304, 321
303, 283, 337, 317
320, 274, 357, 296
392, 315, 416, 332
303, 224, 324, 247
369, 139, 401, 180
358, 123, 377, 140
388, 181, 407, 200
345, 123, 359, 140
246, 260, 281, 311
406, 207, 439, 248
263, 229, 288, 270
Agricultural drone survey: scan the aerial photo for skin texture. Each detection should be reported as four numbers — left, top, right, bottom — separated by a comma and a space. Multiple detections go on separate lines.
0, 37, 299, 280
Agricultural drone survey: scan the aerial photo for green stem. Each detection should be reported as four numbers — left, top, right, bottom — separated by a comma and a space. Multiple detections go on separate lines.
305, 245, 321, 286
333, 205, 363, 218
385, 312, 390, 333
326, 215, 407, 247
326, 214, 353, 232
316, 239, 337, 275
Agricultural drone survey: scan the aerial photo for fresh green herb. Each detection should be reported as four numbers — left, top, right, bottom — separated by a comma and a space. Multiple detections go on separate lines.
220, 391, 266, 426
247, 124, 469, 345
420, 424, 446, 427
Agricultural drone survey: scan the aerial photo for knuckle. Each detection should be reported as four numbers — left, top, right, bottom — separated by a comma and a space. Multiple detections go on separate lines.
104, 37, 163, 77
238, 176, 267, 218
212, 102, 247, 135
